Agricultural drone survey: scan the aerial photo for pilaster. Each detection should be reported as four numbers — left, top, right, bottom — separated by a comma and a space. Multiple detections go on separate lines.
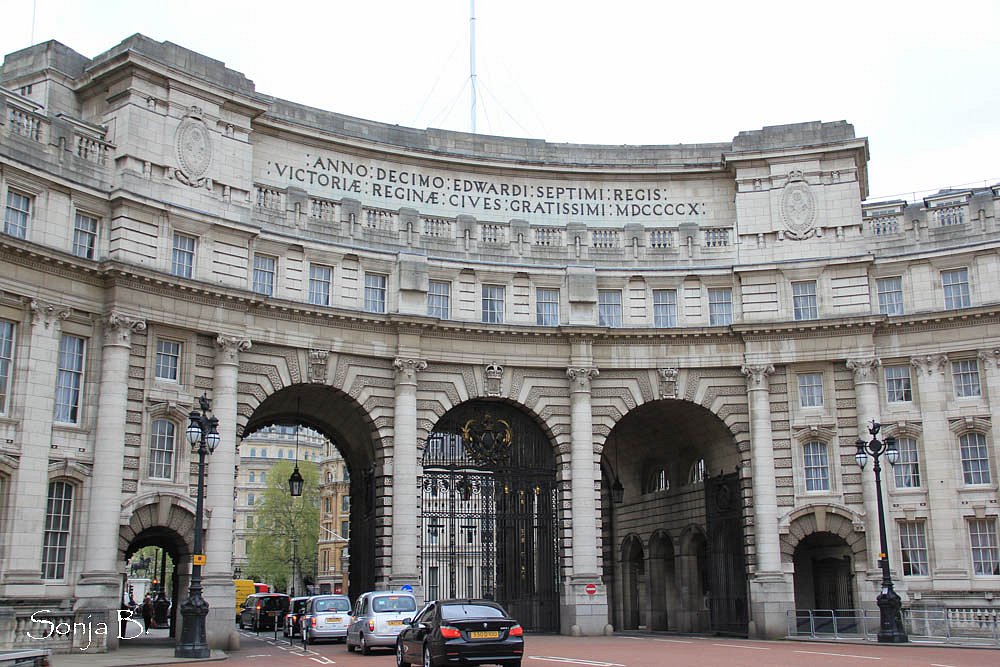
741, 360, 781, 573
390, 356, 426, 587
847, 356, 883, 571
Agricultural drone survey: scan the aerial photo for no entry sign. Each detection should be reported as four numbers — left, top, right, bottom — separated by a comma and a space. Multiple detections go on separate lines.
585, 583, 597, 596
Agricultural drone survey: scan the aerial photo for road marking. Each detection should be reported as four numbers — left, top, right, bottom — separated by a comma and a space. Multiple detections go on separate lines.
930, 664, 960, 667
713, 643, 770, 650
529, 657, 625, 666
794, 650, 881, 660
653, 638, 694, 643
246, 655, 272, 658
309, 657, 335, 665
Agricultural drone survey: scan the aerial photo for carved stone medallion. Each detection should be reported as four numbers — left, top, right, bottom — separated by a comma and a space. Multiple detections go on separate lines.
780, 170, 817, 239
175, 108, 212, 186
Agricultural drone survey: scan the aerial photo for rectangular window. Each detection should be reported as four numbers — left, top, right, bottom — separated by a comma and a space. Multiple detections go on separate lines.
252, 254, 276, 296
154, 340, 181, 381
877, 276, 904, 316
308, 264, 333, 306
708, 288, 732, 326
247, 493, 255, 506
598, 289, 622, 327
148, 419, 176, 480
171, 233, 196, 279
72, 212, 98, 259
798, 373, 824, 408
898, 521, 929, 576
364, 273, 387, 313
969, 518, 999, 576
893, 437, 921, 488
942, 268, 971, 309
428, 280, 451, 319
885, 365, 912, 403
792, 281, 818, 320
42, 481, 73, 579
482, 285, 504, 324
803, 441, 830, 492
535, 288, 559, 326
340, 520, 349, 538
952, 358, 982, 398
427, 566, 440, 601
4, 189, 31, 239
960, 432, 992, 485
0, 319, 13, 414
54, 334, 85, 424
653, 289, 677, 328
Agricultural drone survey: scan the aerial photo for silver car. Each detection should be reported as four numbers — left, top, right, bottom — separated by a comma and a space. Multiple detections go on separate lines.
300, 594, 352, 644
346, 591, 417, 654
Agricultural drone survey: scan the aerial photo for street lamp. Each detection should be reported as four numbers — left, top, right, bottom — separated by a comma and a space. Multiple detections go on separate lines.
854, 420, 908, 643
175, 393, 220, 659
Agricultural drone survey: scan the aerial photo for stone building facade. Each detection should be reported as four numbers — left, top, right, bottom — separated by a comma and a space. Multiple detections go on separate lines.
0, 35, 998, 652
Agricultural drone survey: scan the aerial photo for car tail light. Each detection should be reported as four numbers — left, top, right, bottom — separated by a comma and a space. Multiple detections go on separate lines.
311, 618, 317, 628
368, 619, 375, 632
508, 625, 524, 637
440, 626, 461, 639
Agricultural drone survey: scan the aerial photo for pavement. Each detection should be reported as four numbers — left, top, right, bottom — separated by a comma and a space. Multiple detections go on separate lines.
45, 627, 228, 667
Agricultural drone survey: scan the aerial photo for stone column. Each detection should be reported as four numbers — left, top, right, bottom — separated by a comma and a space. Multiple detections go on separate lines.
390, 357, 425, 588
847, 357, 882, 572
741, 362, 780, 573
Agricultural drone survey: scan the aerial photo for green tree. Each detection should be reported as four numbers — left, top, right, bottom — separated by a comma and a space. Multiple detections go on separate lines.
245, 459, 319, 595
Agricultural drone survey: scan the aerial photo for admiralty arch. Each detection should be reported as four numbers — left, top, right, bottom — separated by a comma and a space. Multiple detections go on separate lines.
0, 35, 998, 652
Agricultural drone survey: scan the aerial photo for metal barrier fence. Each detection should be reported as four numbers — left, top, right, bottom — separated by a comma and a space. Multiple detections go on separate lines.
787, 608, 1000, 645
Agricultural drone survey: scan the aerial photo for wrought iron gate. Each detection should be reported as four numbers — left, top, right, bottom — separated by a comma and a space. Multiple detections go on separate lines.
421, 402, 559, 632
704, 472, 748, 636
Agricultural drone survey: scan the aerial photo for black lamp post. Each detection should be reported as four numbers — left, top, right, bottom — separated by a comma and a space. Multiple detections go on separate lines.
854, 420, 908, 643
175, 393, 220, 659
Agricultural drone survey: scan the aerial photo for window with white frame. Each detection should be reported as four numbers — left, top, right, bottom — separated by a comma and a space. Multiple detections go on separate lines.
708, 288, 733, 326
41, 481, 73, 579
952, 358, 981, 398
969, 518, 999, 576
247, 493, 255, 506
876, 276, 904, 316
598, 289, 622, 327
797, 373, 824, 408
688, 458, 706, 485
54, 334, 85, 424
792, 281, 818, 320
72, 212, 98, 259
535, 288, 559, 326
364, 273, 387, 313
653, 289, 677, 327
803, 441, 830, 491
0, 319, 14, 414
4, 189, 31, 239
252, 254, 276, 296
148, 419, 176, 480
154, 339, 181, 382
171, 233, 196, 279
482, 285, 504, 324
885, 365, 912, 402
898, 520, 929, 576
893, 437, 921, 488
308, 264, 333, 306
942, 268, 970, 309
960, 432, 991, 485
249, 471, 256, 483
428, 280, 451, 319
643, 468, 669, 493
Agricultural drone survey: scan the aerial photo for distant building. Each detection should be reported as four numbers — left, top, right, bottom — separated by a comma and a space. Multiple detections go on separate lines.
317, 442, 350, 595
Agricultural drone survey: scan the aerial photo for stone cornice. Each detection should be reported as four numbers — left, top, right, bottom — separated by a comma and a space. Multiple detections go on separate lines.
734, 315, 881, 341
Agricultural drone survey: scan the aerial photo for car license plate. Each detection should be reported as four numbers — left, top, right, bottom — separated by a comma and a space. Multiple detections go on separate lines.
388, 620, 404, 626
470, 631, 499, 639
325, 617, 341, 623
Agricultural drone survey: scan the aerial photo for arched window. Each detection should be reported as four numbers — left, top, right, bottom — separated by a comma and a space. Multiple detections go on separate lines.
148, 419, 176, 480
249, 471, 256, 483
803, 441, 830, 491
42, 481, 74, 579
643, 468, 669, 493
688, 459, 706, 485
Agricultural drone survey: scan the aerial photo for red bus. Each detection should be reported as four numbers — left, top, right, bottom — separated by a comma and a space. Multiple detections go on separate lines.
254, 582, 270, 593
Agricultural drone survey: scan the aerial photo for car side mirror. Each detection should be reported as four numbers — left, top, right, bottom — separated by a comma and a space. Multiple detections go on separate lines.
403, 617, 413, 625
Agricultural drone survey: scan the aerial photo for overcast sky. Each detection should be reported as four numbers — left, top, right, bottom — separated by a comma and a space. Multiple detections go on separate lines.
3, 0, 998, 202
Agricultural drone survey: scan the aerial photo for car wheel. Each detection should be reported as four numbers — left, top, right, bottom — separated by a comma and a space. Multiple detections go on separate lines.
361, 632, 371, 655
396, 639, 409, 667
423, 644, 434, 667
347, 637, 355, 653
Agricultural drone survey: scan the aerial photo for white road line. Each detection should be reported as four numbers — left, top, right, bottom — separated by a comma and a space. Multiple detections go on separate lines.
794, 650, 881, 660
246, 655, 272, 658
653, 638, 694, 643
712, 643, 770, 650
529, 657, 626, 667
930, 664, 960, 667
309, 657, 335, 665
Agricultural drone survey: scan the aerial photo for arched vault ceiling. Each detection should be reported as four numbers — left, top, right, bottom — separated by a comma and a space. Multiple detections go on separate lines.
606, 399, 734, 461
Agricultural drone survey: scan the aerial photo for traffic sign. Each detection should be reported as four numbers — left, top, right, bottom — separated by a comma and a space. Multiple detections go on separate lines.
400, 584, 413, 592
585, 583, 597, 596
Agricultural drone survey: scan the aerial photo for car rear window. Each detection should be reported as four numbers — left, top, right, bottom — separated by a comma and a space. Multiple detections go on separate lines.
315, 598, 351, 612
441, 604, 505, 620
372, 595, 416, 612
261, 597, 288, 611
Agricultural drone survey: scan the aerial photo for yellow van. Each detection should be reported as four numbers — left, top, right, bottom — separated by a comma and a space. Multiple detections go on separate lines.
234, 579, 256, 621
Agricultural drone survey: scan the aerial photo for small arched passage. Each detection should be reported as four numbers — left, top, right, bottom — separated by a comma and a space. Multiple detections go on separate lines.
782, 508, 867, 616
621, 534, 645, 630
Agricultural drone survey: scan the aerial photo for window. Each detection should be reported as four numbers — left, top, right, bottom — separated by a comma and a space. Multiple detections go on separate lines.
803, 441, 830, 491
341, 520, 349, 538
952, 358, 981, 398
653, 289, 677, 327
885, 365, 912, 403
708, 288, 732, 325
364, 273, 387, 313
942, 268, 970, 309
72, 212, 98, 259
154, 340, 181, 381
428, 280, 451, 319
148, 419, 176, 480
42, 481, 73, 579
0, 319, 13, 414
54, 334, 85, 424
250, 447, 256, 457
246, 516, 254, 529
643, 468, 669, 493
4, 189, 31, 239
249, 471, 256, 483
969, 518, 999, 576
798, 373, 824, 408
898, 521, 929, 576
535, 288, 559, 326
792, 281, 818, 320
308, 264, 333, 306
252, 254, 276, 296
171, 233, 196, 279
247, 493, 255, 506
278, 449, 284, 458
324, 497, 331, 513
261, 449, 267, 458
877, 277, 904, 316
893, 437, 921, 488
427, 566, 440, 601
260, 471, 266, 482
598, 290, 623, 327
960, 432, 991, 485
688, 459, 706, 485
482, 285, 504, 324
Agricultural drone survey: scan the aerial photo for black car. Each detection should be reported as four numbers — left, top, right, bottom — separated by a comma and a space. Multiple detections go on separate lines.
283, 596, 311, 637
395, 599, 523, 667
238, 593, 290, 632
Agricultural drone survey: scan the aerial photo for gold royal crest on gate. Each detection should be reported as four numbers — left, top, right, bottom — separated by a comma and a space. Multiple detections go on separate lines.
460, 412, 514, 465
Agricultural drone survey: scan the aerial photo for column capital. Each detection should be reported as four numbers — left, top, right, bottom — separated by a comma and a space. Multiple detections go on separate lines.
216, 335, 251, 365
978, 348, 1000, 369
566, 366, 598, 391
741, 363, 774, 390
911, 353, 948, 376
27, 298, 70, 330
394, 357, 427, 384
846, 356, 881, 384
102, 311, 146, 347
